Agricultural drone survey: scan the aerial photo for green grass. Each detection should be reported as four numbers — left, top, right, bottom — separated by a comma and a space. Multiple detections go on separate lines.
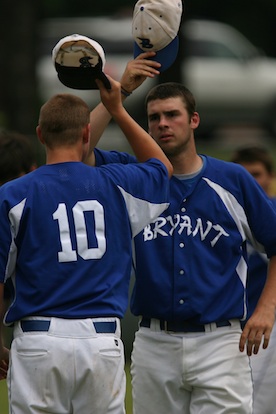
125, 361, 133, 414
0, 363, 133, 414
0, 380, 8, 413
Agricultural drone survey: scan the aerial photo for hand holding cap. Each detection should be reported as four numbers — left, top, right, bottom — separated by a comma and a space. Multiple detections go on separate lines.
132, 0, 183, 72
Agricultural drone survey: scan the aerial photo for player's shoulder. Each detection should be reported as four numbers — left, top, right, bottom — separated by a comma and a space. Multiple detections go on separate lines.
204, 155, 253, 179
201, 155, 260, 198
205, 155, 244, 171
0, 168, 36, 192
94, 148, 136, 166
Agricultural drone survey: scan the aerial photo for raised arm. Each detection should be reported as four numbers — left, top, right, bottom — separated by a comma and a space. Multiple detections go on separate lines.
95, 75, 173, 177
86, 52, 160, 165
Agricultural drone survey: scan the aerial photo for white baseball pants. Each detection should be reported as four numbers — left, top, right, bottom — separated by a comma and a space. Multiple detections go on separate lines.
131, 319, 253, 414
250, 321, 276, 414
8, 316, 126, 414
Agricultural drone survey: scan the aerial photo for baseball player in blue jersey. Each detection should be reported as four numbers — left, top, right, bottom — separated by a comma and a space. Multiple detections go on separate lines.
0, 131, 38, 370
0, 75, 172, 413
231, 146, 276, 414
88, 64, 276, 413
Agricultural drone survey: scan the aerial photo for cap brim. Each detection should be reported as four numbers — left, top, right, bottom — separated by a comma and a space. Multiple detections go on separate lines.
55, 63, 111, 90
133, 36, 179, 72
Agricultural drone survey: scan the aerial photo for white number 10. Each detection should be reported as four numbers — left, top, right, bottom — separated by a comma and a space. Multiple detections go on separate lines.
53, 200, 106, 262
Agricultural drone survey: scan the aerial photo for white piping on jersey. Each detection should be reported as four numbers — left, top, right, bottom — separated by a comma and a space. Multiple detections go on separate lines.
236, 253, 248, 320
202, 177, 265, 321
247, 242, 269, 263
117, 186, 169, 238
4, 198, 26, 322
5, 198, 26, 282
202, 177, 264, 252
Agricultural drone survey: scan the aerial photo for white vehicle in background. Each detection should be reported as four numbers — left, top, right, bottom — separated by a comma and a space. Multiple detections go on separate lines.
36, 17, 276, 137
181, 19, 276, 137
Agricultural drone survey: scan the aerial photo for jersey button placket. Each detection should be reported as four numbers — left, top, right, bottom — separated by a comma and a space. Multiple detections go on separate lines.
174, 199, 188, 312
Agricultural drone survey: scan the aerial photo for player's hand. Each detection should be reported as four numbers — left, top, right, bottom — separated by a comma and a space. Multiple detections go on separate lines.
120, 51, 161, 94
96, 76, 124, 117
0, 346, 9, 380
239, 308, 275, 356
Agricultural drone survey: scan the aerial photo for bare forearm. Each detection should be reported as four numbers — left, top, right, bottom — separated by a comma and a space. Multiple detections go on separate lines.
88, 52, 160, 166
239, 255, 276, 355
90, 103, 112, 142
87, 95, 128, 166
112, 106, 173, 176
255, 256, 276, 312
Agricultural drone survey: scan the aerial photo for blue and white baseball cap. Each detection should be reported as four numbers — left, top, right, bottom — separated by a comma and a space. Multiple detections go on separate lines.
52, 34, 111, 90
132, 0, 183, 72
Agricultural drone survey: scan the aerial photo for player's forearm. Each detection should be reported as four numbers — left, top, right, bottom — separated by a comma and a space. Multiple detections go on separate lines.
239, 255, 276, 355
88, 52, 160, 165
86, 103, 112, 166
112, 106, 173, 177
96, 76, 172, 175
87, 94, 129, 166
255, 255, 276, 312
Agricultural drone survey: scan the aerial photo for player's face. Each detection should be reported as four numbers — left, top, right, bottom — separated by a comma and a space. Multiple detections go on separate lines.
240, 161, 273, 194
147, 97, 199, 157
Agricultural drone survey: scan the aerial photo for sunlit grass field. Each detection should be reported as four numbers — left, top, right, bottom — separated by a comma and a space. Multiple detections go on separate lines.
0, 363, 133, 414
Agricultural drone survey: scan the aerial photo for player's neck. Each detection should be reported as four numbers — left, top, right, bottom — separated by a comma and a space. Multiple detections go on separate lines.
45, 147, 82, 164
170, 148, 202, 175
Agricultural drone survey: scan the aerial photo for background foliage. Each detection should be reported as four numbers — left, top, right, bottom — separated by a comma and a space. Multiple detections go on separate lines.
0, 0, 276, 135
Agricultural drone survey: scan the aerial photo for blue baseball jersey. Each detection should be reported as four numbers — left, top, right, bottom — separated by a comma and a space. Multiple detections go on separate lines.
95, 149, 276, 324
0, 160, 169, 324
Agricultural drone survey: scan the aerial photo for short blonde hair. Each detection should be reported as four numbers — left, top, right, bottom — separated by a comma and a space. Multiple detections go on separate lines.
38, 94, 90, 148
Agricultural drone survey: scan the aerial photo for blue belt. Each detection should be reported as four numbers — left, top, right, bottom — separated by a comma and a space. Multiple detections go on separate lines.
20, 320, 117, 334
140, 317, 231, 333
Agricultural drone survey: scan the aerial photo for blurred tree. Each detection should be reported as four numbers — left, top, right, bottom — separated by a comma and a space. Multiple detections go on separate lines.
0, 0, 275, 136
40, 0, 134, 18
184, 0, 276, 57
0, 0, 40, 134
57, 0, 276, 59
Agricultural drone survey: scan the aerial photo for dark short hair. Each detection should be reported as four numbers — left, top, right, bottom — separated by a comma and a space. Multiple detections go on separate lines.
0, 130, 35, 185
145, 82, 196, 119
231, 146, 274, 174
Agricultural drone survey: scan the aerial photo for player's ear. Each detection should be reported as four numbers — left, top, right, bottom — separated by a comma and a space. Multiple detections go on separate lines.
82, 124, 90, 144
36, 126, 45, 144
190, 112, 200, 130
29, 164, 37, 172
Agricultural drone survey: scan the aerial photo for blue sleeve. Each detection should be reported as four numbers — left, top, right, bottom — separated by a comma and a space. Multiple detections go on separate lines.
94, 148, 137, 166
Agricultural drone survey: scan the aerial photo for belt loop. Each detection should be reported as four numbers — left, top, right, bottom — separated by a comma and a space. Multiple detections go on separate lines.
204, 323, 211, 333
209, 323, 217, 332
151, 318, 161, 332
